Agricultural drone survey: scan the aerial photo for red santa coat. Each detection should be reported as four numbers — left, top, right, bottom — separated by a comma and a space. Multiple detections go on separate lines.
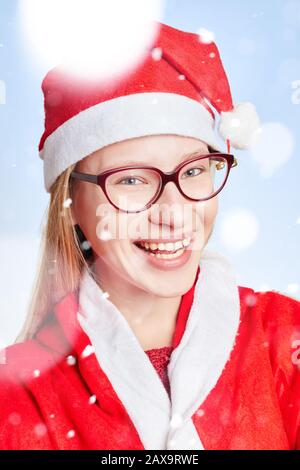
0, 249, 300, 450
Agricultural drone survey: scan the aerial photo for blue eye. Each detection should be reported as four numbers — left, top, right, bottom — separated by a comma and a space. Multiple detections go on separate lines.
182, 167, 204, 178
117, 177, 145, 185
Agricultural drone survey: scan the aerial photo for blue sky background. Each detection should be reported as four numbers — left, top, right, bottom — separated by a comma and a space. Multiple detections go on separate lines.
0, 0, 299, 346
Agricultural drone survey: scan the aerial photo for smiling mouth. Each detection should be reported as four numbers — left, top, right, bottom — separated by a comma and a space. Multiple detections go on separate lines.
133, 237, 192, 258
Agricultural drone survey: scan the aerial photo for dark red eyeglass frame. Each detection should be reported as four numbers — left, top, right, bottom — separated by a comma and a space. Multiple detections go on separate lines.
70, 152, 237, 213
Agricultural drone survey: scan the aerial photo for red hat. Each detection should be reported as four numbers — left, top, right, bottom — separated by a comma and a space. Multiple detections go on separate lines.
39, 21, 260, 192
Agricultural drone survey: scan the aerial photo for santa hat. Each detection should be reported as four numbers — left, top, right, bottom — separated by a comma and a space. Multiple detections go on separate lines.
39, 21, 260, 193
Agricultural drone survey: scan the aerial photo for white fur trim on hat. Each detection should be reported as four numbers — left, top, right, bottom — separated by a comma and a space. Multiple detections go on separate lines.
40, 92, 223, 192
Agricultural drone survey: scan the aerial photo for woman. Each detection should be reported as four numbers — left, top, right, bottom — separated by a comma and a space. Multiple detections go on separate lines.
0, 21, 299, 450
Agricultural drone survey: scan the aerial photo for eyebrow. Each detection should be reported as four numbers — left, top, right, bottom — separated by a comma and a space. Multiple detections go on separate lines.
99, 148, 209, 171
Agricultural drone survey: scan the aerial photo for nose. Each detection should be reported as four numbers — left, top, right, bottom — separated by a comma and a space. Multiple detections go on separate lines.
148, 181, 190, 229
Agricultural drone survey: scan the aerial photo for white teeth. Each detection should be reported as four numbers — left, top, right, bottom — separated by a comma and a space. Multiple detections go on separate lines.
149, 248, 185, 259
138, 237, 191, 252
150, 242, 158, 250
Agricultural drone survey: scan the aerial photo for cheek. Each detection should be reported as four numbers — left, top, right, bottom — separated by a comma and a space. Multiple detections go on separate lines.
73, 186, 112, 256
204, 197, 218, 227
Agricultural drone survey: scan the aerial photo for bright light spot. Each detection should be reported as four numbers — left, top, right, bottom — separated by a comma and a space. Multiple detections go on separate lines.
66, 429, 75, 439
81, 344, 95, 358
63, 198, 72, 208
49, 413, 55, 419
245, 293, 257, 307
33, 369, 40, 378
250, 122, 295, 177
196, 408, 205, 417
18, 0, 165, 81
286, 283, 299, 295
220, 209, 259, 252
197, 27, 215, 44
178, 74, 185, 80
34, 423, 47, 436
0, 80, 6, 105
151, 47, 162, 61
258, 283, 270, 292
296, 217, 300, 224
66, 355, 77, 366
102, 292, 110, 300
89, 394, 97, 404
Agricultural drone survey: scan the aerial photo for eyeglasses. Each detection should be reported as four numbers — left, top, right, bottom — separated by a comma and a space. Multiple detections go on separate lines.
70, 152, 237, 213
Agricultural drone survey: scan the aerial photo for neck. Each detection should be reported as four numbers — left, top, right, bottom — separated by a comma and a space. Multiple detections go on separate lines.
91, 259, 182, 350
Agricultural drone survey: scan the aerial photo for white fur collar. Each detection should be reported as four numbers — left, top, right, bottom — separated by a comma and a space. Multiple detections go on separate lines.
77, 248, 241, 450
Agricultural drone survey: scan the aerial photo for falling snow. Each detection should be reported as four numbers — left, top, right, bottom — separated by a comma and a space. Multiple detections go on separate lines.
63, 198, 72, 208
66, 355, 77, 366
220, 209, 259, 252
66, 429, 75, 439
196, 408, 205, 417
34, 423, 47, 437
81, 344, 95, 358
89, 394, 97, 404
286, 283, 299, 295
245, 293, 258, 307
250, 122, 295, 178
151, 47, 162, 61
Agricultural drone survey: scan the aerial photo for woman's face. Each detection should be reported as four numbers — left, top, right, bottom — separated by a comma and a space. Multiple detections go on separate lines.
71, 135, 218, 297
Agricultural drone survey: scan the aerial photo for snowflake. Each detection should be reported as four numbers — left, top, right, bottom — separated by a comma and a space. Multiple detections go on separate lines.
81, 344, 95, 358
67, 429, 75, 439
34, 423, 47, 437
63, 198, 72, 208
245, 293, 257, 307
66, 355, 76, 366
33, 369, 40, 378
287, 283, 299, 295
196, 408, 205, 417
151, 47, 162, 61
89, 394, 97, 405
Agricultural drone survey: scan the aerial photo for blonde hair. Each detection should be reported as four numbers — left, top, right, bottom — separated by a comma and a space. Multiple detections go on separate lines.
14, 163, 94, 343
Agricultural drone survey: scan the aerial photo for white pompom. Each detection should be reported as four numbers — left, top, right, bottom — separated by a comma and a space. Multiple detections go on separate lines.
218, 102, 261, 149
